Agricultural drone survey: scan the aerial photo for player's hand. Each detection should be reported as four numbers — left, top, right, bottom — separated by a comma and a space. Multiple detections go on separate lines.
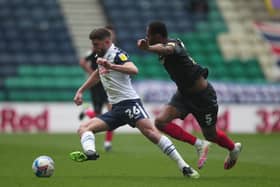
137, 39, 149, 50
97, 58, 112, 69
74, 91, 83, 106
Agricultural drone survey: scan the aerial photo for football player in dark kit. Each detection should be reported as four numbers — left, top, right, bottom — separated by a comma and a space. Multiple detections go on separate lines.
137, 21, 242, 170
79, 25, 115, 152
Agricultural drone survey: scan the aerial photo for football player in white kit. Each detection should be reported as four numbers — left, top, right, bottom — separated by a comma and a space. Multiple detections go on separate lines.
70, 28, 199, 178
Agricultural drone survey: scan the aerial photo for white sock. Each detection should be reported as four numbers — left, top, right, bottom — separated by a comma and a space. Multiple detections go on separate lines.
158, 135, 190, 170
81, 131, 96, 153
194, 138, 203, 147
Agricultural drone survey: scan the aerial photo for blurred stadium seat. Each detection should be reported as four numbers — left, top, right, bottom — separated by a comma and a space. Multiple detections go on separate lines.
0, 0, 79, 101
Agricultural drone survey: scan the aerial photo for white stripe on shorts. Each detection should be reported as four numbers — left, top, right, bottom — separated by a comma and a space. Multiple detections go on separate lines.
136, 102, 149, 118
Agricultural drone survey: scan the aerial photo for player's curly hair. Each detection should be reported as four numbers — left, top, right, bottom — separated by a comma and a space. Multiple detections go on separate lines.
148, 21, 168, 38
89, 28, 111, 40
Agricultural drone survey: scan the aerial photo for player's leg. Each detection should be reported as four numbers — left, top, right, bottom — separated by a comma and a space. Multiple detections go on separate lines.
104, 103, 113, 151
122, 99, 199, 178
195, 107, 242, 170
75, 94, 104, 157
70, 117, 110, 162
156, 93, 211, 169
205, 83, 242, 169
78, 87, 98, 121
136, 118, 199, 178
104, 130, 113, 151
79, 104, 96, 121
92, 98, 102, 115
201, 125, 242, 169
94, 100, 113, 151
155, 104, 198, 145
94, 87, 114, 152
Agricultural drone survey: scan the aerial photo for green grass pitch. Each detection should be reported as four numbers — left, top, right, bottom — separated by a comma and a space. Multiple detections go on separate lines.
0, 133, 279, 187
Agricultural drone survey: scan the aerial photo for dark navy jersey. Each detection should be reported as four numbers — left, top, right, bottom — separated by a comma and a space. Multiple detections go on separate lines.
85, 51, 98, 71
159, 39, 208, 94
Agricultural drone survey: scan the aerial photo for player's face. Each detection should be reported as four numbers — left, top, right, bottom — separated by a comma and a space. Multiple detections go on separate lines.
146, 27, 157, 45
91, 39, 107, 56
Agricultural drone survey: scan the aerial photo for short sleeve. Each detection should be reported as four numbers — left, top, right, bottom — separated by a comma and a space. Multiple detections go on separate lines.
166, 40, 185, 55
114, 52, 130, 65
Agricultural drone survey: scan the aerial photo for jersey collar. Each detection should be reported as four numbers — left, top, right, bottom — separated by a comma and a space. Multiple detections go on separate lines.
103, 43, 115, 58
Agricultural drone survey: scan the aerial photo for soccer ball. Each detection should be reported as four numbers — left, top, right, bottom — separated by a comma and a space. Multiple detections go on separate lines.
32, 155, 55, 177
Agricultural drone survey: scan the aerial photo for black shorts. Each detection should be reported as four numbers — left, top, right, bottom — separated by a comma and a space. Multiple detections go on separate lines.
168, 83, 218, 127
89, 83, 108, 113
97, 99, 149, 130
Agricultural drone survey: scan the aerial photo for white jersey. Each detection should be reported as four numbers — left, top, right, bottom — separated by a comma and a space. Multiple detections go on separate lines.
98, 44, 139, 104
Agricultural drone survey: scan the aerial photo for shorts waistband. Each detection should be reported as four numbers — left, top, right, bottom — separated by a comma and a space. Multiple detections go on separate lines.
113, 98, 141, 106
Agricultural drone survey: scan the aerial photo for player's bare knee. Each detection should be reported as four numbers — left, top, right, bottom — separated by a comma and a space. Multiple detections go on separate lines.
77, 126, 85, 136
77, 123, 90, 136
77, 127, 83, 137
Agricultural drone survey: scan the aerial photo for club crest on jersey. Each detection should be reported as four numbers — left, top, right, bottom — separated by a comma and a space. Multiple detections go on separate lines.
118, 53, 128, 61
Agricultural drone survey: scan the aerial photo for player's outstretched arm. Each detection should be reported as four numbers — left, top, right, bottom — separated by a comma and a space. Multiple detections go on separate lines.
137, 39, 174, 55
97, 58, 138, 75
110, 62, 138, 75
